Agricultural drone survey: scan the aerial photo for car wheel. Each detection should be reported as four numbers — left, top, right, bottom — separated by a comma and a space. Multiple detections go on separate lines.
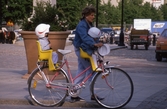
110, 37, 113, 44
131, 44, 134, 50
156, 53, 162, 61
144, 44, 148, 50
115, 41, 118, 44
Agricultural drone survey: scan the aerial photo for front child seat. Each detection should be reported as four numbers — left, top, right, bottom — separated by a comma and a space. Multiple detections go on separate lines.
79, 48, 99, 71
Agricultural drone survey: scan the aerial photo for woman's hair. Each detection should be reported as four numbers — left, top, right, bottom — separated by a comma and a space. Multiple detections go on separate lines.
81, 5, 96, 20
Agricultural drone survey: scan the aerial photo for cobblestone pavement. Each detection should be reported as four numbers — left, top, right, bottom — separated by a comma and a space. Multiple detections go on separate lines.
0, 42, 165, 70
0, 44, 27, 70
1, 42, 167, 109
109, 45, 156, 61
136, 87, 167, 109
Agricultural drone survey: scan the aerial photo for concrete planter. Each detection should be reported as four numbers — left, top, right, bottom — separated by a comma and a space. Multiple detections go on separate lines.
20, 31, 70, 77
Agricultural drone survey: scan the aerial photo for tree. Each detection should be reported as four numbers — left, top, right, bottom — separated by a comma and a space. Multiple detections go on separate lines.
1, 0, 33, 24
117, 0, 144, 24
141, 2, 153, 18
98, 0, 121, 26
22, 1, 62, 31
56, 0, 83, 30
150, 5, 163, 21
2, 0, 166, 30
159, 4, 167, 20
56, 0, 99, 30
116, 0, 164, 24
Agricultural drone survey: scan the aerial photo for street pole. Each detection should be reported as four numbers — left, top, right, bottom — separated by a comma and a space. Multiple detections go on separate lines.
118, 0, 125, 46
96, 0, 98, 28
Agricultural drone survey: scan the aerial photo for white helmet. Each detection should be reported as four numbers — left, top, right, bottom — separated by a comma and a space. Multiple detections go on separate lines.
88, 27, 101, 38
35, 23, 50, 38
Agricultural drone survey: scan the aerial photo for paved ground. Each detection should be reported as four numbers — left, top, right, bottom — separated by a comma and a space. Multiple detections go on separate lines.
0, 40, 167, 109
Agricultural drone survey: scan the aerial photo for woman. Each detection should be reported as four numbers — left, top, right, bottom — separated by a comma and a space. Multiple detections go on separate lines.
72, 5, 104, 102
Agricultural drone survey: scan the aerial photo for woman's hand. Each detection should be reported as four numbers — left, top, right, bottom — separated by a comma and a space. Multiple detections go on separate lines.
94, 42, 103, 48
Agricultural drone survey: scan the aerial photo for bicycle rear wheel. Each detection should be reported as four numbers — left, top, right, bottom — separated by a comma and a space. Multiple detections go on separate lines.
91, 67, 133, 109
28, 66, 69, 107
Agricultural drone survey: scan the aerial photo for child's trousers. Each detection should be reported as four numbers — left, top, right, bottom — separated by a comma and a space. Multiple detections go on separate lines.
52, 52, 58, 64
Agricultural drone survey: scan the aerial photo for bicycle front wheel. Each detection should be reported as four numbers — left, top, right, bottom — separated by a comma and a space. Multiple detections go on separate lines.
91, 67, 133, 109
28, 66, 69, 107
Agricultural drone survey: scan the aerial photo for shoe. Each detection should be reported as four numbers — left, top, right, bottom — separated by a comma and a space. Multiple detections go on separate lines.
54, 63, 60, 69
70, 96, 85, 103
95, 68, 102, 72
91, 94, 104, 101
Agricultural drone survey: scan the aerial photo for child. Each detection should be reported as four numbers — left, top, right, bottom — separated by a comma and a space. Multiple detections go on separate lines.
88, 27, 104, 71
35, 23, 58, 64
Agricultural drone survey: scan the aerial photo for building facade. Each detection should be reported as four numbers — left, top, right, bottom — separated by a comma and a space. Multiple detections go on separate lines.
102, 0, 166, 8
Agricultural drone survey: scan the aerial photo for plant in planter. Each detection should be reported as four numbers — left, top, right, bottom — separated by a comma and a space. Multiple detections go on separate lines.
20, 1, 70, 78
22, 1, 68, 31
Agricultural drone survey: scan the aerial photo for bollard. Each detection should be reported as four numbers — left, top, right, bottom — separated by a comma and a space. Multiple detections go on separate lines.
152, 34, 156, 46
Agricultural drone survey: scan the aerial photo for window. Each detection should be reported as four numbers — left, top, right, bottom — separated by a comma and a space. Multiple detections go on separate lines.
152, 0, 161, 3
161, 29, 167, 38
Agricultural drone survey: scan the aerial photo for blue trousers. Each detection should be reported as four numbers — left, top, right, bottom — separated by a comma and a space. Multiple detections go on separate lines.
74, 47, 94, 84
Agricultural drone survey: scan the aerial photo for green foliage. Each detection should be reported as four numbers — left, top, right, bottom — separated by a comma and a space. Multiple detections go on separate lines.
56, 0, 98, 29
1, 0, 33, 24
99, 1, 121, 24
159, 4, 167, 20
115, 0, 164, 24
56, 0, 82, 30
22, 1, 63, 31
1, 0, 167, 30
22, 0, 100, 31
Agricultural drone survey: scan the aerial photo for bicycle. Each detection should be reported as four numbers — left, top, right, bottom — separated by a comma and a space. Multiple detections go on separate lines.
27, 41, 134, 109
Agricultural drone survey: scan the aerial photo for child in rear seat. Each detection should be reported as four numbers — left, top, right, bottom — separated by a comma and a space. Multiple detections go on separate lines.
35, 23, 58, 64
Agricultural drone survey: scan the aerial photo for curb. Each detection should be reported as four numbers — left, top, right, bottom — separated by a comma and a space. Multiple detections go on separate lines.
110, 45, 127, 51
0, 98, 102, 108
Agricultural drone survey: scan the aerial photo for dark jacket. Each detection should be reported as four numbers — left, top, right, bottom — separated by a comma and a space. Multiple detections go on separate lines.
73, 19, 98, 55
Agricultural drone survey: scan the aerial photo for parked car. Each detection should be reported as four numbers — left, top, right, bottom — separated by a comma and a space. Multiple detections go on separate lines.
113, 30, 121, 44
100, 28, 115, 44
155, 29, 167, 61
112, 30, 129, 44
68, 30, 76, 41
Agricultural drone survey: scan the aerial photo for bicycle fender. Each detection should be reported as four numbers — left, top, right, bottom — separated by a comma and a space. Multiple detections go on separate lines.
104, 65, 120, 68
60, 68, 70, 82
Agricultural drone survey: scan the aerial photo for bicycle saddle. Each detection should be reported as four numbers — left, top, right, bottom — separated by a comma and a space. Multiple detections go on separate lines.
58, 49, 72, 55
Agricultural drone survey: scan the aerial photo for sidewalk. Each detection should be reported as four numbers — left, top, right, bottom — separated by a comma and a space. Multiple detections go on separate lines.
0, 40, 167, 109
0, 40, 126, 108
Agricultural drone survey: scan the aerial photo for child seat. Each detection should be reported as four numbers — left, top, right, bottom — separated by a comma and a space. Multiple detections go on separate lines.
79, 48, 97, 71
36, 41, 55, 71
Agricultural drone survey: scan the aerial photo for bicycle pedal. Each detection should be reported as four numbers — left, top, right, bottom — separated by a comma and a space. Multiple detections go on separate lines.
82, 85, 85, 88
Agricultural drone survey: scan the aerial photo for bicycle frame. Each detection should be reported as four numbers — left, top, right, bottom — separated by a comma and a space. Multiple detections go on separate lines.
52, 55, 104, 87
28, 49, 134, 108
36, 52, 105, 89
